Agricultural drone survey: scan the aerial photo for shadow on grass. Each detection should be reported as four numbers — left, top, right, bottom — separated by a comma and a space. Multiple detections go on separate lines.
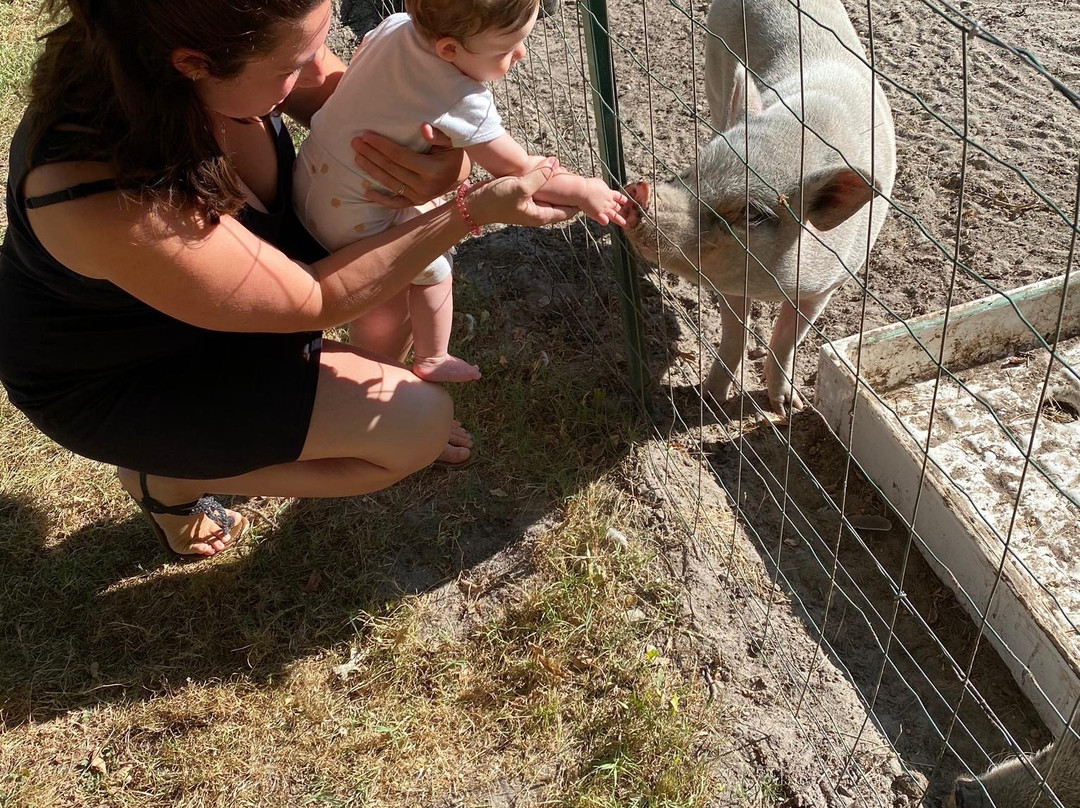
0, 489, 533, 725
0, 222, 682, 728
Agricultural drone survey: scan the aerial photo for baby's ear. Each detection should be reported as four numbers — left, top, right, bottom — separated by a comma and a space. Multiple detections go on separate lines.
433, 37, 461, 62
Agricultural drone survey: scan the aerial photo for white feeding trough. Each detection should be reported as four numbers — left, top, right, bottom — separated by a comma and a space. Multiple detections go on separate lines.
817, 274, 1080, 734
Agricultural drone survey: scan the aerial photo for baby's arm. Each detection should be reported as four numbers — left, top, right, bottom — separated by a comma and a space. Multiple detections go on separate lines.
467, 134, 627, 226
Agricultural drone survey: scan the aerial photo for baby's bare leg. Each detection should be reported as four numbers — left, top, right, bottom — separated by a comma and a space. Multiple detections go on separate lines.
409, 275, 481, 383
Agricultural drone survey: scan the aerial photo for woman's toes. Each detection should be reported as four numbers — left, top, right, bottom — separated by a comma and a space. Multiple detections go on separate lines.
436, 443, 471, 465
448, 423, 473, 448
174, 510, 246, 557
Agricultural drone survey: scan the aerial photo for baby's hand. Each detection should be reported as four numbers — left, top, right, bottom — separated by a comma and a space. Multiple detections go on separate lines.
579, 178, 629, 227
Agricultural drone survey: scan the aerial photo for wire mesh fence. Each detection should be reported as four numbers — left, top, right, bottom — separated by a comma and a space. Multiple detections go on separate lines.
334, 0, 1080, 802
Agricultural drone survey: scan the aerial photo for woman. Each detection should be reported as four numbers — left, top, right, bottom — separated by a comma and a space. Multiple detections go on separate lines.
0, 0, 571, 559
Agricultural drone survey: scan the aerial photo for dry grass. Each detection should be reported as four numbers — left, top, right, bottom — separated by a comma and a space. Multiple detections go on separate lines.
0, 5, 732, 805
0, 0, 42, 233
2, 384, 724, 806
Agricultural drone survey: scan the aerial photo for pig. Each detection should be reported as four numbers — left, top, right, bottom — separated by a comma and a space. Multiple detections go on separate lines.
621, 0, 897, 415
950, 727, 1080, 808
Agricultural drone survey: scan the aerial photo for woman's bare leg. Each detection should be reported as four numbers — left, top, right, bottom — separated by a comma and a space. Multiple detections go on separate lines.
347, 291, 473, 463
118, 341, 464, 556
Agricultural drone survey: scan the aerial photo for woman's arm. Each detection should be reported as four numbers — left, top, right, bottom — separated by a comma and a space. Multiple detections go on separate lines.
24, 161, 569, 334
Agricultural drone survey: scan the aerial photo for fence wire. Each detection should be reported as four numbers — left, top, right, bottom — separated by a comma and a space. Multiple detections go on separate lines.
339, 0, 1079, 802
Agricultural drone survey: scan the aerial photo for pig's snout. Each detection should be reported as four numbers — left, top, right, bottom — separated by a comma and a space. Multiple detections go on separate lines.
621, 181, 650, 228
626, 181, 650, 207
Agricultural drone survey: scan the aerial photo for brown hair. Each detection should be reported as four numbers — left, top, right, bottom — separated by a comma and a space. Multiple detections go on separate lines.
406, 0, 539, 43
28, 0, 324, 221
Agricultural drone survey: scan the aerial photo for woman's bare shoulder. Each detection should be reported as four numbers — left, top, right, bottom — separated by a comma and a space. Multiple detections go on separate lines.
23, 159, 117, 204
23, 164, 325, 333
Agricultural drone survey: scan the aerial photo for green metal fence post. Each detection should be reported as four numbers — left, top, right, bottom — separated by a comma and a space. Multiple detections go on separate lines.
580, 0, 649, 400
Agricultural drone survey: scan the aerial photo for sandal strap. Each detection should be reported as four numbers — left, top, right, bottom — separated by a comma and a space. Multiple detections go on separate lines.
138, 472, 236, 534
190, 497, 235, 534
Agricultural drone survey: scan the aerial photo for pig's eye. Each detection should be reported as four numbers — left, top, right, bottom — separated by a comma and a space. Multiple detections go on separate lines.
744, 205, 777, 227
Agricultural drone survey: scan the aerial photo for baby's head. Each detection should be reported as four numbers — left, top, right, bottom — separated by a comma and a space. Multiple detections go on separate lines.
407, 0, 540, 82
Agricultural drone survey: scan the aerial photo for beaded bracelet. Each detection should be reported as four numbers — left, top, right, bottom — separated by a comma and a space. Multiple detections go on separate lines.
455, 180, 482, 237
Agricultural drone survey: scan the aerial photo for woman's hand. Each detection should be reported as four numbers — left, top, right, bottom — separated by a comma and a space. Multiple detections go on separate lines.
352, 124, 470, 209
466, 159, 577, 228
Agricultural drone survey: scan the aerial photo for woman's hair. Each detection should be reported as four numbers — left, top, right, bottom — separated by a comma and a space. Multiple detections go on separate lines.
406, 0, 539, 43
29, 0, 323, 221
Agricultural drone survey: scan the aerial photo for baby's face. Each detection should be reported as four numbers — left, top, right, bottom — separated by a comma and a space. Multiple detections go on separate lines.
453, 7, 538, 82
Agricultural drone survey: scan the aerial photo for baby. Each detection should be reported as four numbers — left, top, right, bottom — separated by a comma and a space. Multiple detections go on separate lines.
294, 0, 627, 382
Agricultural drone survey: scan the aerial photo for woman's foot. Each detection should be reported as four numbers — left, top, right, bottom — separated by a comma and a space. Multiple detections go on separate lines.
117, 468, 246, 558
435, 421, 473, 466
412, 354, 481, 383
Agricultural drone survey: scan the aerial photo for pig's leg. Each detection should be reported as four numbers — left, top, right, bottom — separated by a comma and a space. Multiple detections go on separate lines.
704, 293, 750, 404
765, 291, 833, 416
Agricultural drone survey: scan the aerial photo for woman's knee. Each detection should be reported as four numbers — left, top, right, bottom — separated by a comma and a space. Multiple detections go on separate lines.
348, 290, 412, 360
391, 375, 453, 469
303, 349, 453, 469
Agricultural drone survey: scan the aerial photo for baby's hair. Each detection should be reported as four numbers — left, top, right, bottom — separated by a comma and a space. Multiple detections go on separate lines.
406, 0, 539, 42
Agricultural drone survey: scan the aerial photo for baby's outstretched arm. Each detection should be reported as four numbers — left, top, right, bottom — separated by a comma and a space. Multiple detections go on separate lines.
533, 172, 628, 227
467, 134, 627, 226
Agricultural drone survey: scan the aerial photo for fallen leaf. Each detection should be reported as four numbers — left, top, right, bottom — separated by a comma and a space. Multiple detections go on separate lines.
528, 642, 566, 678
530, 351, 550, 379
459, 313, 476, 343
333, 648, 361, 680
86, 750, 107, 777
458, 576, 480, 599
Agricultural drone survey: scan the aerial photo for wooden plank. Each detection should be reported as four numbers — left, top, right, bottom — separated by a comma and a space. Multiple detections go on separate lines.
837, 274, 1080, 393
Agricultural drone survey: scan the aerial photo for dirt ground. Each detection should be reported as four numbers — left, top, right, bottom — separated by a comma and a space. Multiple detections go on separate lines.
330, 0, 1077, 803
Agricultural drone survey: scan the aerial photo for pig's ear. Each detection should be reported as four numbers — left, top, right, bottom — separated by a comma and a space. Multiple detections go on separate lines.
802, 166, 882, 231
728, 64, 764, 125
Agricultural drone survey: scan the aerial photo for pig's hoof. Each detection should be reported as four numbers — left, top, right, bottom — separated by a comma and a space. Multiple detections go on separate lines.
702, 380, 734, 409
768, 387, 805, 418
702, 361, 738, 407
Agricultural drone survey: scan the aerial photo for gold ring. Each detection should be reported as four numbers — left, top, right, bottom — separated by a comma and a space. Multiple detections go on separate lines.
394, 183, 407, 197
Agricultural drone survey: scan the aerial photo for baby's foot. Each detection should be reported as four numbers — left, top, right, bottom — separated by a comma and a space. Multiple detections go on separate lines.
412, 354, 481, 383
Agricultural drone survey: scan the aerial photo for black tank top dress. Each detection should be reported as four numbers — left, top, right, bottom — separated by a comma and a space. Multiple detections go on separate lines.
0, 112, 328, 480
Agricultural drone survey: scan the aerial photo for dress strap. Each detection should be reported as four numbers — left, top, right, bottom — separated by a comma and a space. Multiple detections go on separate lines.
23, 178, 119, 210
